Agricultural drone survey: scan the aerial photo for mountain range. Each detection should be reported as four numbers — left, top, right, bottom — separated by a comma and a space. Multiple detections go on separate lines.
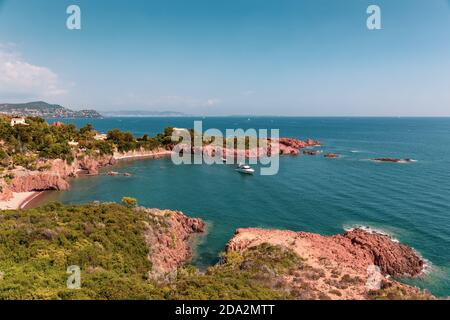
0, 101, 102, 118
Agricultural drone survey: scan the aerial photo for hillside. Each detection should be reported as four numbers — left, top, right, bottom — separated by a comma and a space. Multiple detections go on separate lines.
0, 202, 295, 300
0, 202, 434, 300
0, 101, 102, 118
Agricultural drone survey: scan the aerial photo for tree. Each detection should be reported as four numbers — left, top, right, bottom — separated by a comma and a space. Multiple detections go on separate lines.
121, 197, 137, 208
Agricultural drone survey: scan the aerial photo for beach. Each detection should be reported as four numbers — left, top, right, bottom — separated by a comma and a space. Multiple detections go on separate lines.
114, 150, 173, 160
0, 192, 43, 210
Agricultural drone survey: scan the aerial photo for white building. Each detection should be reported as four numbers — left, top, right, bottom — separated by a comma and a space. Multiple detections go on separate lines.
94, 133, 108, 141
10, 117, 28, 127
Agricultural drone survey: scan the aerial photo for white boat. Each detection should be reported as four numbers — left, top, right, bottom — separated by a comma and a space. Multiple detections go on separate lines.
235, 164, 255, 175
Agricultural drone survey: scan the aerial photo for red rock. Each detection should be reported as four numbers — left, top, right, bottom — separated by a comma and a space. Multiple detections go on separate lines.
11, 173, 70, 192
325, 153, 339, 158
143, 209, 206, 280
0, 181, 13, 201
303, 150, 320, 156
341, 229, 423, 277
227, 228, 424, 277
226, 227, 427, 299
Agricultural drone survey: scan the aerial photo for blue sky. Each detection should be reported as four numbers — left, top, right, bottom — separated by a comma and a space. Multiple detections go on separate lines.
0, 0, 449, 115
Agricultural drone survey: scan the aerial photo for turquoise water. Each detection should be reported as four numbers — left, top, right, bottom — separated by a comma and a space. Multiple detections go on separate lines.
35, 117, 450, 296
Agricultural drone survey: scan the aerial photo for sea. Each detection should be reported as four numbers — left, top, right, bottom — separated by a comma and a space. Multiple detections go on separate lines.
29, 117, 450, 297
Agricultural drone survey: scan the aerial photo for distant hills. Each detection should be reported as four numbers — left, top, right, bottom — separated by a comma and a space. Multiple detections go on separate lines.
101, 110, 188, 117
0, 101, 102, 118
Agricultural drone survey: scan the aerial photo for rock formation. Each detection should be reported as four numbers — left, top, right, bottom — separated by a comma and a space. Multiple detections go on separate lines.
143, 208, 206, 280
10, 172, 70, 192
324, 153, 339, 158
303, 150, 320, 156
227, 227, 430, 299
339, 229, 423, 276
0, 150, 165, 201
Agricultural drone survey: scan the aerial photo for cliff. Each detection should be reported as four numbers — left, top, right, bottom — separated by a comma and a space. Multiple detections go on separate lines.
0, 149, 168, 201
0, 203, 205, 299
142, 208, 206, 281
226, 228, 432, 300
0, 201, 435, 300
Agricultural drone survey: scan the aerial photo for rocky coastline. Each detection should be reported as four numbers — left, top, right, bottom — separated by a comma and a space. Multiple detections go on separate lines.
0, 148, 172, 206
146, 217, 432, 299
226, 227, 432, 299
0, 137, 320, 208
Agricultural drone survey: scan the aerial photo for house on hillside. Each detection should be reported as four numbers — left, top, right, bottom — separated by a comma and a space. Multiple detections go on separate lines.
94, 132, 108, 141
10, 117, 28, 127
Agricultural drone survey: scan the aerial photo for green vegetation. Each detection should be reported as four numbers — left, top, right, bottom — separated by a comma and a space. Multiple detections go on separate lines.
0, 202, 300, 300
368, 281, 433, 300
0, 202, 162, 299
121, 197, 137, 208
0, 116, 76, 165
170, 244, 301, 300
0, 115, 175, 171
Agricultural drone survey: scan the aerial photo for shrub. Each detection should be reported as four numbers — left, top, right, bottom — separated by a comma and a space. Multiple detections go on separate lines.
121, 197, 137, 208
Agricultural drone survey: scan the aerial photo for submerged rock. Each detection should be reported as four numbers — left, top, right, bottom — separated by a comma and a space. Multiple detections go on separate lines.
303, 150, 320, 156
324, 153, 340, 158
371, 158, 416, 163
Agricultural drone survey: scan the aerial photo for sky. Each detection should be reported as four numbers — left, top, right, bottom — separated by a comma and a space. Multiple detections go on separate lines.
0, 0, 449, 116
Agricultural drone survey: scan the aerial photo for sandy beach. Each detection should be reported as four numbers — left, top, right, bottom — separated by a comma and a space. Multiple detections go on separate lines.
0, 151, 173, 211
0, 192, 42, 210
114, 150, 173, 160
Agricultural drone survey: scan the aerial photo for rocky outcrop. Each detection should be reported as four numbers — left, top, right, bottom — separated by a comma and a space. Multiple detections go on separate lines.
143, 209, 206, 280
278, 138, 321, 149
1, 155, 116, 196
275, 138, 321, 156
324, 153, 339, 158
339, 229, 423, 277
0, 150, 159, 199
10, 172, 69, 192
0, 180, 13, 201
227, 227, 429, 299
187, 138, 321, 159
78, 155, 116, 175
303, 150, 320, 156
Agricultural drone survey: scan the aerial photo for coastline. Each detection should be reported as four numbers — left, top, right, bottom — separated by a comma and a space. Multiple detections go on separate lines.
0, 151, 174, 211
114, 150, 173, 160
0, 137, 317, 211
0, 191, 43, 210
